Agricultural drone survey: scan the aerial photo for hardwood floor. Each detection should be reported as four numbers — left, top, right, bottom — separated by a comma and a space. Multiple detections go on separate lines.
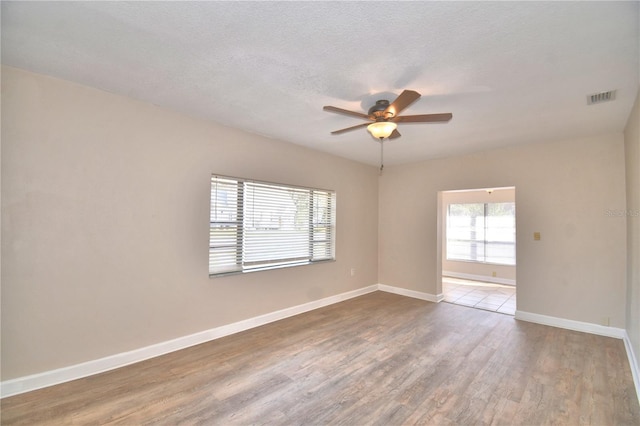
2, 291, 639, 425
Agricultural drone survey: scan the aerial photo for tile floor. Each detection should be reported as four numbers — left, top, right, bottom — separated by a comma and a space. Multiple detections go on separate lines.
442, 277, 516, 315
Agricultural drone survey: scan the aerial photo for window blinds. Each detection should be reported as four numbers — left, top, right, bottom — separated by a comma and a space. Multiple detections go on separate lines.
210, 175, 336, 276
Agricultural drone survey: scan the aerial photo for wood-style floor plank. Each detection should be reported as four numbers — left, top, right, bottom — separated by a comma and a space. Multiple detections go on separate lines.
2, 291, 639, 425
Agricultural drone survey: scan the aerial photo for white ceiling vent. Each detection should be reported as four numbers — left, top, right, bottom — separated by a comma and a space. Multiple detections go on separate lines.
587, 90, 616, 105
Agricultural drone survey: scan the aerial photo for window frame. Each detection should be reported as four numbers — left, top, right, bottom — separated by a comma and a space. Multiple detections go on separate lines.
446, 202, 516, 266
209, 174, 336, 277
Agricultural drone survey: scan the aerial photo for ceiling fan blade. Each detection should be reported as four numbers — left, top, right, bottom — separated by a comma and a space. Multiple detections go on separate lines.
385, 90, 421, 117
393, 113, 453, 123
388, 129, 401, 139
323, 105, 372, 120
330, 122, 370, 135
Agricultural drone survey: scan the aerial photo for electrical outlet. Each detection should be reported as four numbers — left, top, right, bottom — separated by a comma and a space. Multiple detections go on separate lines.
534, 232, 541, 241
492, 271, 497, 277
350, 268, 355, 276
602, 317, 610, 326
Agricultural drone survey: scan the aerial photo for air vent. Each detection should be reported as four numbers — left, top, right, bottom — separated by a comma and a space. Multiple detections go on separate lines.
587, 90, 616, 105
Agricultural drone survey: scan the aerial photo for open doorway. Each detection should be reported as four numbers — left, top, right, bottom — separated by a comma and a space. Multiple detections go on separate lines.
439, 187, 516, 315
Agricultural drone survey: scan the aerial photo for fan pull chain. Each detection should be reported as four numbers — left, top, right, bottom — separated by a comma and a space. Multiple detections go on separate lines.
379, 138, 384, 174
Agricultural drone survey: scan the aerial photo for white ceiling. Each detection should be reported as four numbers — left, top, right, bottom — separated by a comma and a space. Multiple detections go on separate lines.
2, 1, 638, 166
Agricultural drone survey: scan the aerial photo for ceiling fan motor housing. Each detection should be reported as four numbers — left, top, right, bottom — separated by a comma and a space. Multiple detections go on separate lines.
368, 100, 393, 120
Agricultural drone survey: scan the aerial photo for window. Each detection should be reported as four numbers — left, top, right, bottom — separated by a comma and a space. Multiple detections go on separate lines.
446, 202, 516, 265
209, 175, 336, 276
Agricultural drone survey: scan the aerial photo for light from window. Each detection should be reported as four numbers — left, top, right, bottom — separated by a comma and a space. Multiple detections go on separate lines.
446, 202, 516, 265
209, 175, 336, 276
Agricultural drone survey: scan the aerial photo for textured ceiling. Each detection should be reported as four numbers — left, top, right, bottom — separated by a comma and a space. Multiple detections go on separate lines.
2, 1, 639, 166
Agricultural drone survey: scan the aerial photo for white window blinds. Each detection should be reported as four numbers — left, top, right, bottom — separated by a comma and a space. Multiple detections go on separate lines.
210, 175, 336, 276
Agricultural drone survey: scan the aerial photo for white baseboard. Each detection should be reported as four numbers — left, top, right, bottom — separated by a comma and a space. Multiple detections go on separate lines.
378, 283, 443, 303
623, 331, 640, 405
514, 310, 626, 339
1, 284, 378, 399
443, 271, 516, 286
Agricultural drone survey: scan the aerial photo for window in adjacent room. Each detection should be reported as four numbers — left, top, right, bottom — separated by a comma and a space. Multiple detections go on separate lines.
446, 202, 516, 265
209, 175, 336, 277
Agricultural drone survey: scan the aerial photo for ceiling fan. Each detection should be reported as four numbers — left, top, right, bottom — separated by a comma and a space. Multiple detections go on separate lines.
323, 89, 452, 140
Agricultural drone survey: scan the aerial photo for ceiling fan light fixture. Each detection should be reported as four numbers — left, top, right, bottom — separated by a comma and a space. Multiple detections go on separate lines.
367, 121, 397, 139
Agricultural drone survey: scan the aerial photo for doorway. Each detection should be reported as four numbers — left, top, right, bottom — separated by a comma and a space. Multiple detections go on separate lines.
438, 187, 517, 315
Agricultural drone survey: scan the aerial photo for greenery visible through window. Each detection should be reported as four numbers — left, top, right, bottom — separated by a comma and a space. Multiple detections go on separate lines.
446, 202, 516, 265
209, 175, 336, 277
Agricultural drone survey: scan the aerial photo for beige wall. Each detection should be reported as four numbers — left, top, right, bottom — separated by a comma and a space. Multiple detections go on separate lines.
625, 88, 640, 366
1, 65, 634, 383
379, 133, 627, 327
0, 67, 379, 380
441, 188, 516, 282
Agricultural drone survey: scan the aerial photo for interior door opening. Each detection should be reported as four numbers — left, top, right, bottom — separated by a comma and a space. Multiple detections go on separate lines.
438, 187, 517, 315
